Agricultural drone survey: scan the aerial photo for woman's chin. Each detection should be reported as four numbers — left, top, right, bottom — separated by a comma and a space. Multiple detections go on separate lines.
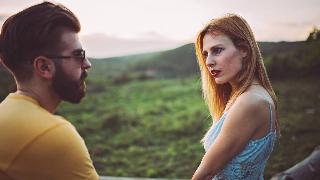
214, 78, 226, 84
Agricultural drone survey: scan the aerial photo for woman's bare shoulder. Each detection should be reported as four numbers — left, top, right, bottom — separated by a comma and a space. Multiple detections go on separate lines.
234, 91, 270, 111
227, 90, 272, 127
217, 89, 271, 152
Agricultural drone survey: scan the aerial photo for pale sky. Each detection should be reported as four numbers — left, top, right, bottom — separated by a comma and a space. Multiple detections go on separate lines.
1, 0, 319, 58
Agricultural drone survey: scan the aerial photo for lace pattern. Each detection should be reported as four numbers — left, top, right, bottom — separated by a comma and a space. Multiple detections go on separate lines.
204, 104, 277, 180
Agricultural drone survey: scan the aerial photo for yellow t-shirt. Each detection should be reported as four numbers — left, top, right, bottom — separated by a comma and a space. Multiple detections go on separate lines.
0, 93, 99, 180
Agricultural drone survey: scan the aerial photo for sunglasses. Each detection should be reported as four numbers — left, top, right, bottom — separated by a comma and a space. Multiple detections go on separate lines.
45, 49, 86, 65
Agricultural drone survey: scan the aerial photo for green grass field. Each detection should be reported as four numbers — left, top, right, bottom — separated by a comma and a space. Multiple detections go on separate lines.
1, 38, 319, 179
58, 76, 320, 179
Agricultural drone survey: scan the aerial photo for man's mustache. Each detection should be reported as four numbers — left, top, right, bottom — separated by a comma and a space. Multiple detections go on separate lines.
80, 71, 88, 81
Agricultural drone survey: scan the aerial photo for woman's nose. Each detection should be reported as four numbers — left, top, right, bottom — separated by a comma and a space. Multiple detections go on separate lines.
205, 55, 216, 67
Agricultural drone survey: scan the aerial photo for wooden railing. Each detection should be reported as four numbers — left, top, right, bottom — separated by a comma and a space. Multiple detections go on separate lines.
100, 177, 185, 180
100, 146, 320, 180
271, 145, 320, 179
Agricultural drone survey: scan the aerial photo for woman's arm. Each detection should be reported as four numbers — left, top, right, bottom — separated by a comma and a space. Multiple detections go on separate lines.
192, 93, 269, 180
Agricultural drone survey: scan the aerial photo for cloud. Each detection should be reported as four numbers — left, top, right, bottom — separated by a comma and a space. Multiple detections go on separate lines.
0, 0, 42, 30
0, 0, 41, 11
1, 0, 319, 55
0, 14, 8, 21
255, 20, 319, 42
0, 13, 10, 30
80, 32, 187, 58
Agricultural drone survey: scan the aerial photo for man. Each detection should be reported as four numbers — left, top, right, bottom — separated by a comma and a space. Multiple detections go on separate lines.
0, 2, 99, 180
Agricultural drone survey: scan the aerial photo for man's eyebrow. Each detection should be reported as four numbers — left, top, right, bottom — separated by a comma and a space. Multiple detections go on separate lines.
72, 48, 84, 52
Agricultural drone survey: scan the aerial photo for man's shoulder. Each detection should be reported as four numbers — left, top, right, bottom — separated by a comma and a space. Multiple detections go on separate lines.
0, 92, 83, 147
0, 93, 70, 128
2, 115, 97, 180
0, 93, 77, 158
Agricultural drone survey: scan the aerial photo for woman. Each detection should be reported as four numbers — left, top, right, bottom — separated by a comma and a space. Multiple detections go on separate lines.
192, 14, 279, 180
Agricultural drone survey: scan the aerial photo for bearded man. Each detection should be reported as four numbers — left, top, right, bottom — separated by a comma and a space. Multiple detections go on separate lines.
0, 2, 99, 180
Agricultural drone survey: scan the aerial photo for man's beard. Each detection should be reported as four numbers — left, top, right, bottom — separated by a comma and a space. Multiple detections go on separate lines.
51, 63, 88, 104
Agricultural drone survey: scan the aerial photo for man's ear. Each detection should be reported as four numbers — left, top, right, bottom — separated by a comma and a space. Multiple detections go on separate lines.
33, 56, 55, 80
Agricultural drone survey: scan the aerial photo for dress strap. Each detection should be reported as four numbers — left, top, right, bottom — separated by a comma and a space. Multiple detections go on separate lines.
268, 102, 273, 132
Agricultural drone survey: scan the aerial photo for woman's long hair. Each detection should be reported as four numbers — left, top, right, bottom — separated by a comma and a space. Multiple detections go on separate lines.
195, 14, 279, 135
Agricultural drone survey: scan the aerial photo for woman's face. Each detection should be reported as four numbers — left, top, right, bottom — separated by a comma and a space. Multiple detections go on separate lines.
202, 32, 247, 85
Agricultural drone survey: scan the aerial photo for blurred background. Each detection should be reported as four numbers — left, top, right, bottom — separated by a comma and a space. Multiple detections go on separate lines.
1, 0, 320, 179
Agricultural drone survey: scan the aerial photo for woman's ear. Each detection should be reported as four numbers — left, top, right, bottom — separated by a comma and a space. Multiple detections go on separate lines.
33, 56, 55, 80
241, 49, 248, 59
238, 44, 249, 59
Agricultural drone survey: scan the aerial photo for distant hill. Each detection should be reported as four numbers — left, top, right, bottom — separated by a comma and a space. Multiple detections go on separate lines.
259, 41, 306, 57
0, 64, 15, 101
260, 41, 320, 79
90, 40, 319, 80
90, 43, 198, 79
1, 40, 319, 100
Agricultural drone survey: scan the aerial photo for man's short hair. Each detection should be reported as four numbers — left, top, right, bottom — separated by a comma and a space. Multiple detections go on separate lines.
0, 1, 81, 81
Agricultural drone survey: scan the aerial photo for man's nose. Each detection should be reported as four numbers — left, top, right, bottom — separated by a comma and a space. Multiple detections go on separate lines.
82, 57, 92, 69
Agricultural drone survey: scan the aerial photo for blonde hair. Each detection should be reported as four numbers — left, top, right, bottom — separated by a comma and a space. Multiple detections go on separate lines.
195, 14, 279, 134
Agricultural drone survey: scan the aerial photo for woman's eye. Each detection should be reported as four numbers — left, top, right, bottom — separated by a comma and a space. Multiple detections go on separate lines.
213, 47, 224, 55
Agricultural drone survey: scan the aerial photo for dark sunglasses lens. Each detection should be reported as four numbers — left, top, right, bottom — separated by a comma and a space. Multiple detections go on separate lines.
72, 50, 86, 63
82, 51, 85, 60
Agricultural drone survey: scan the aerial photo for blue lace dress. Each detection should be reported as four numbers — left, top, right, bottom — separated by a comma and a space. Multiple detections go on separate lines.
203, 103, 277, 180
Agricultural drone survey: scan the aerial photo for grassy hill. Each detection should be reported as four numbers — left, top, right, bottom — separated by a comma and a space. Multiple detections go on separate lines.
89, 43, 198, 80
61, 76, 320, 179
75, 40, 320, 178
0, 64, 15, 101
2, 40, 319, 98
1, 40, 320, 178
89, 40, 320, 81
